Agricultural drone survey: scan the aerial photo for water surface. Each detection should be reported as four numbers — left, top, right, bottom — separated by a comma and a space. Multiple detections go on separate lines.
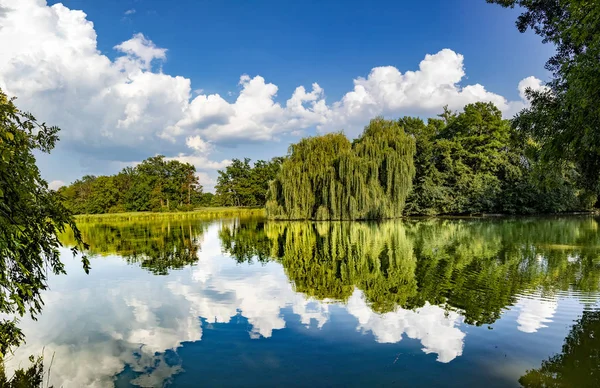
6, 216, 600, 387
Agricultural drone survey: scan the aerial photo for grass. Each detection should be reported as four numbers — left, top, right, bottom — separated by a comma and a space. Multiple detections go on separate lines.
74, 207, 266, 223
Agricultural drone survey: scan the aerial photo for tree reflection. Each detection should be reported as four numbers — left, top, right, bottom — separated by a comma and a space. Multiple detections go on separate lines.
60, 220, 207, 275
520, 310, 600, 387
219, 216, 600, 323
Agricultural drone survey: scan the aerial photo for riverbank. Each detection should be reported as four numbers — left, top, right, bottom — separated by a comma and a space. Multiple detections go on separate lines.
74, 207, 265, 222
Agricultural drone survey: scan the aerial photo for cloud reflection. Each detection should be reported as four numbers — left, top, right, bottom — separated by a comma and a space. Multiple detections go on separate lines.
5, 222, 468, 386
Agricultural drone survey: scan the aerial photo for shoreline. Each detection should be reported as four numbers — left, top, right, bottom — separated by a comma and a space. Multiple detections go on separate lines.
73, 207, 265, 222
73, 208, 598, 223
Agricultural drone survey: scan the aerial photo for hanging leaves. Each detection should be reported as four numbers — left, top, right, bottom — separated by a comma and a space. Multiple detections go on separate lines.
266, 117, 416, 220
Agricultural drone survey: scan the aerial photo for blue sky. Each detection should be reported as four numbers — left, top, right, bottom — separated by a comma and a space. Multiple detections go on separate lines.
1, 0, 554, 191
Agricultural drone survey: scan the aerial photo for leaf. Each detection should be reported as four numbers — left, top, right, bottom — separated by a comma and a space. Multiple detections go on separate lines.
1, 150, 10, 163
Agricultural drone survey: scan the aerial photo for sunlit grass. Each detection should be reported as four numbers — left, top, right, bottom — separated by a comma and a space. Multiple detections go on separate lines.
73, 207, 265, 223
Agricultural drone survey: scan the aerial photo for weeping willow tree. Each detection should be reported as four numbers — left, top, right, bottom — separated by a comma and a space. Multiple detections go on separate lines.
266, 117, 416, 220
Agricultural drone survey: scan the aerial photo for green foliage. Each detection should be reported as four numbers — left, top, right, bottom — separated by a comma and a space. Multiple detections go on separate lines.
215, 157, 282, 206
266, 117, 416, 220
405, 103, 592, 215
60, 155, 204, 214
265, 102, 591, 218
0, 355, 49, 388
0, 90, 88, 357
489, 0, 600, 194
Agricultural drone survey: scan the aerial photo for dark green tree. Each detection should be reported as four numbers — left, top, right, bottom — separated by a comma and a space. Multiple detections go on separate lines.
0, 90, 88, 356
489, 0, 600, 198
404, 103, 590, 215
215, 157, 282, 206
60, 155, 203, 213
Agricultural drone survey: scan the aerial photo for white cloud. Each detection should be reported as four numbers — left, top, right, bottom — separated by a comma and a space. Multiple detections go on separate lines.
114, 33, 166, 70
124, 9, 136, 15
48, 179, 65, 190
0, 0, 189, 157
165, 153, 231, 170
196, 171, 216, 192
517, 75, 548, 101
164, 135, 231, 173
318, 49, 545, 132
0, 0, 542, 183
186, 135, 213, 154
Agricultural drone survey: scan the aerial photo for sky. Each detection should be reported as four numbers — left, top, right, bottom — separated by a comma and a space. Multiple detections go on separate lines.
0, 0, 555, 191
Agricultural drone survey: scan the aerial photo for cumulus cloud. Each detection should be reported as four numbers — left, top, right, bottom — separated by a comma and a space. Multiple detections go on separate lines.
164, 135, 232, 175
0, 0, 542, 183
48, 180, 65, 190
517, 75, 548, 101
124, 9, 136, 15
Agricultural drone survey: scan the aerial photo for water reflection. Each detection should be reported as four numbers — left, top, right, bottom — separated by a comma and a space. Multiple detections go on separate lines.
221, 218, 600, 325
519, 309, 600, 387
61, 220, 207, 275
5, 216, 600, 387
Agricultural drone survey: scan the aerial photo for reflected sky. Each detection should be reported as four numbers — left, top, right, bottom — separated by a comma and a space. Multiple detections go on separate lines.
4, 218, 600, 387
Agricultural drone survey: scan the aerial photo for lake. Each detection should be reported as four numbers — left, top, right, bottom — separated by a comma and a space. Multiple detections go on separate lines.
5, 216, 600, 387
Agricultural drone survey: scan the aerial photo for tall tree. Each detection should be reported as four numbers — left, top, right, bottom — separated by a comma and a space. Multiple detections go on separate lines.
488, 0, 600, 196
215, 157, 282, 207
0, 90, 88, 356
404, 102, 590, 215
60, 155, 203, 213
266, 117, 416, 220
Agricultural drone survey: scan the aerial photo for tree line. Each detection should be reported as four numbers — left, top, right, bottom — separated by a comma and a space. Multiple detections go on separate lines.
58, 155, 283, 214
59, 99, 598, 218
267, 102, 597, 219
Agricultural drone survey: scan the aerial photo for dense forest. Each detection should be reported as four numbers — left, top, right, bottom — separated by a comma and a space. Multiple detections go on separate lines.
268, 102, 596, 219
